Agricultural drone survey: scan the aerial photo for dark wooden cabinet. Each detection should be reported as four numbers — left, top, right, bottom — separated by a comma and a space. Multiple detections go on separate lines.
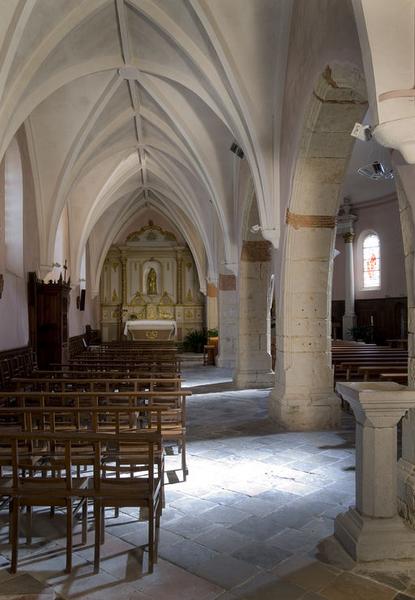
28, 272, 70, 369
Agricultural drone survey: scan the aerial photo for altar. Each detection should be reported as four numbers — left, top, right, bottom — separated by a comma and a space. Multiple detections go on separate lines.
123, 319, 177, 341
100, 219, 204, 342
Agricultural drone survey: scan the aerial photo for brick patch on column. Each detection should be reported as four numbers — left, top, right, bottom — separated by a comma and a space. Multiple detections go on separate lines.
286, 209, 336, 229
207, 283, 218, 297
241, 240, 272, 262
219, 274, 236, 291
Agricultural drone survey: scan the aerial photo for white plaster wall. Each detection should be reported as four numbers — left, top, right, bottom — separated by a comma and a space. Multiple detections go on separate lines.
333, 198, 406, 301
0, 128, 39, 351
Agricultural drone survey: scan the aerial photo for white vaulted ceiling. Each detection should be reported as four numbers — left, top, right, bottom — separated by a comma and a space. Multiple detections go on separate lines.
0, 0, 292, 280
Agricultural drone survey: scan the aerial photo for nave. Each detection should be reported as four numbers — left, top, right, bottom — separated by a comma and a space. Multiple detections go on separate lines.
0, 364, 413, 600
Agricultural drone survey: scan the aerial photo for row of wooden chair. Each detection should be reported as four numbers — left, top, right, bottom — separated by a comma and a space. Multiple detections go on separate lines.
0, 430, 162, 574
0, 390, 189, 481
0, 340, 188, 574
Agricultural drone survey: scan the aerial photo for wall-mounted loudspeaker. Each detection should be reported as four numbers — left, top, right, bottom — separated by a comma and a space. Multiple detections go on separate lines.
79, 289, 86, 311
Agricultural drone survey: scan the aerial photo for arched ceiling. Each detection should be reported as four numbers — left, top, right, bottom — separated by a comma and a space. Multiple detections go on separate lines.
0, 0, 293, 280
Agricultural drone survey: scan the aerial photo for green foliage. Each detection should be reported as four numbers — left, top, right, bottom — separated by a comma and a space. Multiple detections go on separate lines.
207, 328, 218, 337
182, 329, 207, 353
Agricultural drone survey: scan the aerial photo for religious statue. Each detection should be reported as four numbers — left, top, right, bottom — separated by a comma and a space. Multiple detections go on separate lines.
147, 268, 158, 295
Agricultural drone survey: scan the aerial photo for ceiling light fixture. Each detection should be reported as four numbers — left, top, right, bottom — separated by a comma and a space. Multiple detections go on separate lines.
357, 161, 394, 180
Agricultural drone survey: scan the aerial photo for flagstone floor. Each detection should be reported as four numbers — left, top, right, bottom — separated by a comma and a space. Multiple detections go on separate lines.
0, 366, 414, 599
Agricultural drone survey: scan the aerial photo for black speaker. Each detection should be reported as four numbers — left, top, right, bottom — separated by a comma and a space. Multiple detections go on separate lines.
79, 289, 86, 311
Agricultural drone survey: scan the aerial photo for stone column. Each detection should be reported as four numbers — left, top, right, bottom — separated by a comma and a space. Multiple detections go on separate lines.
206, 281, 218, 331
216, 272, 237, 369
120, 254, 127, 340
335, 381, 415, 561
342, 232, 356, 339
176, 251, 183, 305
395, 172, 415, 525
235, 241, 273, 387
120, 254, 127, 305
269, 212, 340, 430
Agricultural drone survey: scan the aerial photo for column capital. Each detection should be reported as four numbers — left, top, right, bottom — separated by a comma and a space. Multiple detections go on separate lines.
343, 231, 355, 244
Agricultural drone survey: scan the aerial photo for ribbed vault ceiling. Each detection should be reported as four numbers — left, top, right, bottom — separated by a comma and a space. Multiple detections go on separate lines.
0, 0, 291, 279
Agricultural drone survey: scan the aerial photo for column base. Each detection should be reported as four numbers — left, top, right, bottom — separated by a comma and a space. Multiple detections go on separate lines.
268, 385, 341, 431
397, 458, 415, 527
234, 369, 274, 389
216, 354, 236, 369
335, 508, 415, 561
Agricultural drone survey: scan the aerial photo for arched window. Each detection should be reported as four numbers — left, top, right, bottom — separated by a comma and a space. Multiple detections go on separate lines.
4, 138, 23, 277
363, 232, 381, 289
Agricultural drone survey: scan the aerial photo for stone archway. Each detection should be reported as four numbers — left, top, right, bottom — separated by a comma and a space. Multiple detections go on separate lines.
270, 64, 368, 430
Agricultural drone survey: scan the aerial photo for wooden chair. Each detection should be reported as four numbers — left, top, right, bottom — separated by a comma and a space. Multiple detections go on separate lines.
7, 433, 89, 574
92, 431, 163, 573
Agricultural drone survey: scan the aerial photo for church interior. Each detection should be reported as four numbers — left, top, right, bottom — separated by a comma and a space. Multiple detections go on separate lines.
1, 1, 415, 598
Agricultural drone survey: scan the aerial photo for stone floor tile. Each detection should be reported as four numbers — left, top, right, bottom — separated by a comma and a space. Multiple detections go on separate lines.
235, 575, 305, 600
75, 533, 136, 564
267, 528, 320, 552
169, 496, 218, 515
256, 489, 299, 506
300, 517, 334, 539
232, 541, 291, 570
189, 554, 260, 589
319, 572, 396, 600
162, 515, 216, 539
232, 497, 277, 517
353, 566, 411, 592
159, 538, 218, 573
230, 515, 285, 541
227, 571, 303, 599
193, 526, 251, 554
132, 558, 224, 600
271, 555, 320, 578
201, 489, 249, 506
0, 574, 53, 595
281, 561, 339, 592
201, 505, 249, 526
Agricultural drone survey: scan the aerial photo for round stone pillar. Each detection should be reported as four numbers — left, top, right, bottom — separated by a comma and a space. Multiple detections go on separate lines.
235, 241, 273, 388
342, 231, 357, 339
269, 211, 340, 430
216, 273, 237, 369
206, 281, 218, 332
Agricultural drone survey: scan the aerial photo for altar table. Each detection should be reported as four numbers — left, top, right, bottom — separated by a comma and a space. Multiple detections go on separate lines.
123, 320, 177, 340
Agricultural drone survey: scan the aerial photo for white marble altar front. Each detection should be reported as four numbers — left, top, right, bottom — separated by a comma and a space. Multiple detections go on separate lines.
123, 319, 177, 340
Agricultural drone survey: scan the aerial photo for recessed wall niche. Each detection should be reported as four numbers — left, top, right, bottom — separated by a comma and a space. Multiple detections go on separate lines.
99, 220, 204, 341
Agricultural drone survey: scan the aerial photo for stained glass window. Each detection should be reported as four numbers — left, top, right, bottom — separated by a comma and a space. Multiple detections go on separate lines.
363, 233, 380, 288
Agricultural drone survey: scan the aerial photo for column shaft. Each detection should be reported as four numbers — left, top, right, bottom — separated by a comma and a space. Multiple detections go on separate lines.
342, 232, 356, 339
269, 222, 340, 430
216, 273, 237, 369
235, 241, 273, 387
